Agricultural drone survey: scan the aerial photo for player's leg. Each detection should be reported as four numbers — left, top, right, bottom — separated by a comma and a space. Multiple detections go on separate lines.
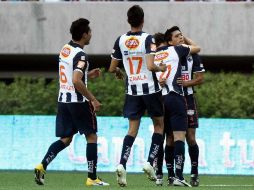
116, 95, 144, 186
186, 94, 199, 186
187, 128, 199, 186
155, 133, 165, 186
165, 132, 175, 185
143, 92, 164, 181
34, 137, 71, 185
34, 102, 74, 185
165, 92, 191, 187
70, 101, 109, 186
116, 119, 140, 187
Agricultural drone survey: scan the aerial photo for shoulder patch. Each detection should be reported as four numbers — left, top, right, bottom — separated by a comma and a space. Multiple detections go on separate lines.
77, 61, 86, 69
81, 56, 86, 61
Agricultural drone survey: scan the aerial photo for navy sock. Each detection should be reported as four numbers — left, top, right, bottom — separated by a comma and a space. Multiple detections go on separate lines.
165, 145, 175, 177
189, 144, 199, 175
87, 143, 97, 180
156, 142, 164, 175
147, 133, 163, 165
41, 140, 66, 170
174, 140, 185, 180
120, 135, 135, 169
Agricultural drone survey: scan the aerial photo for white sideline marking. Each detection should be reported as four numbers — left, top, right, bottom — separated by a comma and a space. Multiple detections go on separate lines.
200, 184, 254, 187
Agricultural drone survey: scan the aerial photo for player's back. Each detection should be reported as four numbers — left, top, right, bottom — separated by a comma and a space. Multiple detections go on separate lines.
116, 31, 160, 96
58, 41, 88, 103
155, 45, 190, 96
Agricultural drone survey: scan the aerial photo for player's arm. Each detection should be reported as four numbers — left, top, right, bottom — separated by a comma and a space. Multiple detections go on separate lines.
145, 54, 166, 72
109, 36, 125, 79
72, 61, 101, 111
88, 68, 101, 79
108, 58, 125, 80
183, 36, 201, 54
145, 35, 166, 72
182, 72, 204, 87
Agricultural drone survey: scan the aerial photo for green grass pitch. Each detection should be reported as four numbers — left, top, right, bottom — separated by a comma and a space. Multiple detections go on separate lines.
0, 171, 253, 190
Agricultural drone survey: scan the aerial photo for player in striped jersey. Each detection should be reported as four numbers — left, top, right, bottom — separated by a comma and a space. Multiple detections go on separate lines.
153, 31, 201, 187
163, 26, 205, 187
109, 5, 166, 187
34, 18, 109, 186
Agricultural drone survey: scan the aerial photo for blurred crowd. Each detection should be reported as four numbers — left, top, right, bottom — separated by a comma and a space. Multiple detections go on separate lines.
1, 0, 254, 2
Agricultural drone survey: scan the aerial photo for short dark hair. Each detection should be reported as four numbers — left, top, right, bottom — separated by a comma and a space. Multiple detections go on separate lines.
164, 26, 181, 42
70, 18, 90, 41
153, 33, 166, 47
127, 5, 144, 27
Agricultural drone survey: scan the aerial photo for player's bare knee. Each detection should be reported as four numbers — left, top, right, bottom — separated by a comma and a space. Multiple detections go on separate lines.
61, 137, 73, 146
152, 116, 164, 134
186, 137, 196, 146
86, 133, 97, 143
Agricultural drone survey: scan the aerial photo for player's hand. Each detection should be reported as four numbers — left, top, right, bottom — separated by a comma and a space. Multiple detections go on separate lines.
115, 67, 125, 80
159, 78, 166, 87
88, 68, 101, 79
91, 99, 102, 112
159, 62, 167, 72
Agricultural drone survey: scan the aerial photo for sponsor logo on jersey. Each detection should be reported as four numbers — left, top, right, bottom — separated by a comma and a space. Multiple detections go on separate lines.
125, 37, 139, 49
155, 52, 169, 61
61, 47, 71, 58
124, 51, 129, 55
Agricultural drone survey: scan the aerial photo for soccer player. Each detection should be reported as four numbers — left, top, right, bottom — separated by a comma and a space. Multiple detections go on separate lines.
109, 5, 166, 187
34, 18, 109, 186
159, 26, 205, 187
153, 31, 200, 187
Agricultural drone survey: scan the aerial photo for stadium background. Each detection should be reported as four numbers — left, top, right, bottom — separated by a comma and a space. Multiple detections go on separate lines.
0, 1, 254, 188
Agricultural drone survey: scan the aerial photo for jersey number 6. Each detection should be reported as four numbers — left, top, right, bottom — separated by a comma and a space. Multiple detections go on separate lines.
60, 65, 67, 83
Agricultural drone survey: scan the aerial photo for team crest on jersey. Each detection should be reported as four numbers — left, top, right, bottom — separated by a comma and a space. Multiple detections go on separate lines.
155, 52, 169, 61
125, 37, 139, 49
61, 47, 71, 58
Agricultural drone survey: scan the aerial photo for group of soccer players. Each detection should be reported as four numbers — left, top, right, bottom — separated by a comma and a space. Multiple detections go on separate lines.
34, 4, 204, 188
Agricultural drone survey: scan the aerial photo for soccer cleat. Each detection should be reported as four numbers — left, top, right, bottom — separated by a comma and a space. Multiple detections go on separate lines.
190, 174, 199, 187
142, 162, 157, 181
86, 177, 109, 186
173, 177, 192, 187
116, 164, 127, 187
167, 176, 174, 186
155, 175, 163, 186
34, 164, 46, 185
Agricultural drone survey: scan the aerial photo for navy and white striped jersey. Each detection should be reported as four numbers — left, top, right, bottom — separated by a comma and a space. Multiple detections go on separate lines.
111, 31, 160, 96
181, 54, 205, 95
58, 41, 89, 103
154, 45, 190, 96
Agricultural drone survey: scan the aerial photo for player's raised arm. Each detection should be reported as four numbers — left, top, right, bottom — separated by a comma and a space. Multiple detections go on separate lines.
183, 36, 201, 54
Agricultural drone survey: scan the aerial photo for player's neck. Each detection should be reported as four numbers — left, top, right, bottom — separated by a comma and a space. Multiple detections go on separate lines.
130, 26, 142, 33
157, 43, 168, 49
72, 40, 85, 48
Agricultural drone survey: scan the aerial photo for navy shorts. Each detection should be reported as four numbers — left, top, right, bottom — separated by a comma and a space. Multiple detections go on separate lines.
56, 101, 97, 137
185, 94, 199, 128
163, 92, 188, 133
123, 91, 164, 119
